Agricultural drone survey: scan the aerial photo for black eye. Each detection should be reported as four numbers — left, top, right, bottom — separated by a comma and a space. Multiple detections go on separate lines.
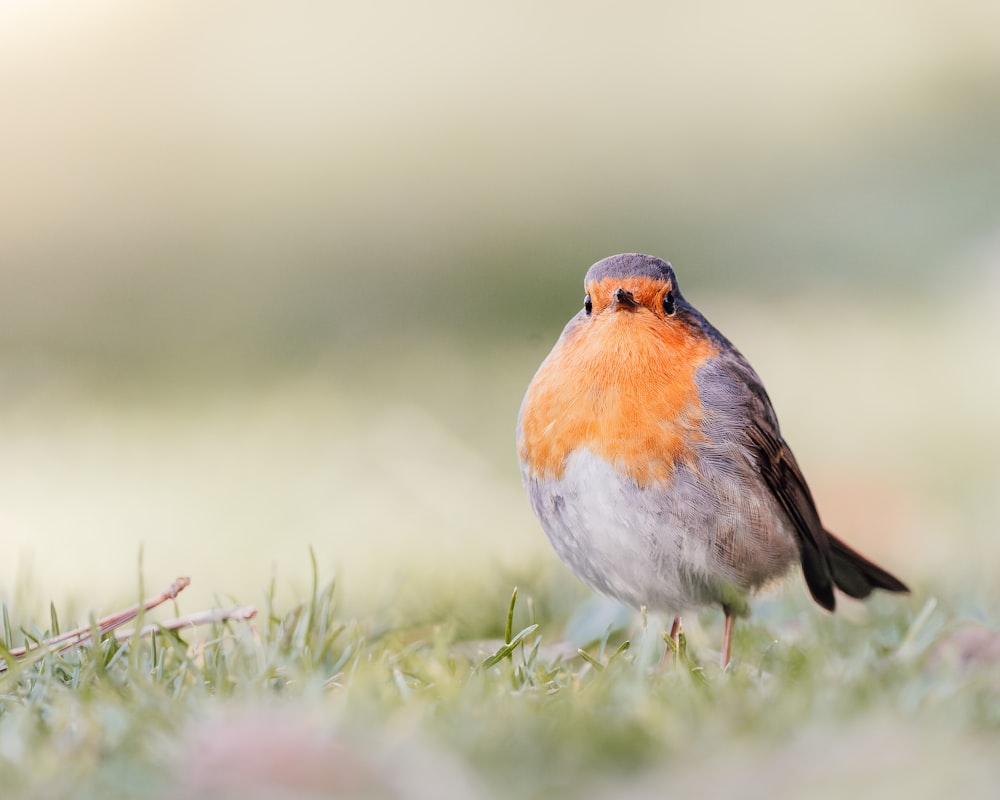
662, 291, 675, 316
584, 294, 593, 315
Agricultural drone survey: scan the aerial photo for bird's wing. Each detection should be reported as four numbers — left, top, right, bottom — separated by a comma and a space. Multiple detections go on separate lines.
707, 348, 837, 611
745, 423, 836, 610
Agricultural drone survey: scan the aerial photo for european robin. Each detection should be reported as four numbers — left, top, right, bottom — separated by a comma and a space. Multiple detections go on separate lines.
517, 254, 908, 667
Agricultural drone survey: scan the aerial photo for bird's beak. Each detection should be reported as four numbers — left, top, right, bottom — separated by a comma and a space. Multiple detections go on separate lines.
612, 287, 639, 311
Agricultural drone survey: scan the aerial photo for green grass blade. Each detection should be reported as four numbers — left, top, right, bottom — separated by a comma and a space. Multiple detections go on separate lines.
505, 586, 517, 645
578, 648, 604, 671
480, 624, 539, 670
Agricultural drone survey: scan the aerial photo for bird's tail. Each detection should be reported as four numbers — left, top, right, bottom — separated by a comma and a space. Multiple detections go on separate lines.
825, 532, 909, 599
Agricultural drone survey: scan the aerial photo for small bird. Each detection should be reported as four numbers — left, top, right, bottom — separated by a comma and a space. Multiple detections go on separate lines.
517, 254, 908, 667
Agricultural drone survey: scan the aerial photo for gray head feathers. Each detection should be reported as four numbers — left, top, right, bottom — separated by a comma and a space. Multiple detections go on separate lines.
584, 253, 678, 288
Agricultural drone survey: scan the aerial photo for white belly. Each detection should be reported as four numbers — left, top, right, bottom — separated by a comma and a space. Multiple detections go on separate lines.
521, 447, 799, 615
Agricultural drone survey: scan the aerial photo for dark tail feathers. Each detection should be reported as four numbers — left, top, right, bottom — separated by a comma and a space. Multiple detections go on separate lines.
826, 533, 909, 600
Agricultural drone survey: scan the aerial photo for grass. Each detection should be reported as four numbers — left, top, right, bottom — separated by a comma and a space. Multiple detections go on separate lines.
0, 297, 997, 798
1, 556, 998, 800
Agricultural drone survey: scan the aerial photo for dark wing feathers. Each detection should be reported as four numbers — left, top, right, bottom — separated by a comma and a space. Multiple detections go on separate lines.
746, 424, 837, 611
706, 343, 909, 610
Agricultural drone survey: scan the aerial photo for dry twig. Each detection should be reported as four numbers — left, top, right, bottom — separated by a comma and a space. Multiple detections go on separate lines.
0, 577, 257, 673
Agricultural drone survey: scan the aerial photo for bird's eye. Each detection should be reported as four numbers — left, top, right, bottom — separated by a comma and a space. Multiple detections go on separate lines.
584, 294, 592, 315
662, 291, 675, 316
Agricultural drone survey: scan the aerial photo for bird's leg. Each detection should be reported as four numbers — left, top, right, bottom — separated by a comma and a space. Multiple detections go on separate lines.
720, 609, 734, 669
661, 616, 683, 665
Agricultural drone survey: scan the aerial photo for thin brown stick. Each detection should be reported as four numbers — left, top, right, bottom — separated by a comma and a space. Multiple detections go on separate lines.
2, 576, 191, 661
107, 606, 258, 644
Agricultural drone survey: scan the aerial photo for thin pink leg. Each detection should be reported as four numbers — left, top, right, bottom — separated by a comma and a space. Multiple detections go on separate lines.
661, 616, 682, 665
720, 611, 733, 669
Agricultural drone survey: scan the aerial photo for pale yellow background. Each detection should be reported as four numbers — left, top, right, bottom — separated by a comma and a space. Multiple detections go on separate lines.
2, 1, 998, 620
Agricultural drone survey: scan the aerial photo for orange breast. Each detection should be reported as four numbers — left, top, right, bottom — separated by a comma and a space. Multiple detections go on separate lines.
519, 308, 718, 487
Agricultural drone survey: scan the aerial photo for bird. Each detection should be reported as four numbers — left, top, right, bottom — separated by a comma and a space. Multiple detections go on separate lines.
517, 253, 908, 668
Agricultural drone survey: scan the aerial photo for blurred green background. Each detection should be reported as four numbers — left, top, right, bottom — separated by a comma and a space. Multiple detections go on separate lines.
1, 0, 998, 619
